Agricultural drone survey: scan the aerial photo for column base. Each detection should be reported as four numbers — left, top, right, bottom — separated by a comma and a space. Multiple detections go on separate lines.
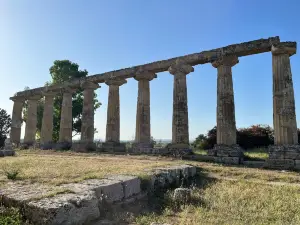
0, 150, 16, 157
102, 141, 126, 153
131, 142, 154, 154
20, 141, 35, 150
72, 141, 97, 152
265, 144, 300, 170
54, 141, 72, 151
166, 143, 194, 156
40, 142, 55, 150
208, 144, 244, 165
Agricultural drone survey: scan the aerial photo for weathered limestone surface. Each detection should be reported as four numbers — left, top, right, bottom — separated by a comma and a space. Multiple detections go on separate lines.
23, 96, 41, 145
213, 55, 238, 146
134, 70, 157, 147
169, 59, 194, 148
40, 92, 57, 147
80, 82, 100, 145
105, 79, 126, 145
10, 97, 25, 145
272, 42, 298, 145
264, 42, 299, 170
59, 88, 76, 144
0, 138, 15, 157
0, 165, 197, 225
13, 37, 280, 98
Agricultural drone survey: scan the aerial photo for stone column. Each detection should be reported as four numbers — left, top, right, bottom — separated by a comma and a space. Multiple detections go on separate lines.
24, 96, 41, 146
272, 42, 298, 145
104, 78, 126, 151
212, 55, 239, 146
59, 88, 76, 144
80, 81, 100, 145
134, 70, 157, 148
168, 59, 194, 149
9, 96, 25, 146
40, 91, 57, 148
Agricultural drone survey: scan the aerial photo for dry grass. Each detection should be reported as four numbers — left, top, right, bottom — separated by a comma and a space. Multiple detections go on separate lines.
0, 150, 185, 186
193, 161, 300, 184
137, 180, 300, 225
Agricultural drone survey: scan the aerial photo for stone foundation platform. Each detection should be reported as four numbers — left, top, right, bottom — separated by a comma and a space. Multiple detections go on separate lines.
131, 143, 154, 153
207, 144, 244, 165
0, 165, 196, 225
264, 145, 300, 170
0, 150, 15, 157
101, 142, 126, 153
72, 141, 97, 152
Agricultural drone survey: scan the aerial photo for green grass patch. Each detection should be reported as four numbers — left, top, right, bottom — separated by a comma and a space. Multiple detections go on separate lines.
135, 179, 300, 225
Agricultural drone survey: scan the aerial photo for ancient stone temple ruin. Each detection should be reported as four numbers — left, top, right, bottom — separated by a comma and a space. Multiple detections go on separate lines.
9, 36, 300, 169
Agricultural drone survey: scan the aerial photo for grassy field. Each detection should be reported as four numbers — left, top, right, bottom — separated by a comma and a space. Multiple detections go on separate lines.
0, 150, 185, 186
135, 160, 300, 225
2, 149, 300, 225
136, 178, 300, 225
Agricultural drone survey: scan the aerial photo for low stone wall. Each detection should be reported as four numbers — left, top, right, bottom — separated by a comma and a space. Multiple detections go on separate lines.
0, 164, 196, 225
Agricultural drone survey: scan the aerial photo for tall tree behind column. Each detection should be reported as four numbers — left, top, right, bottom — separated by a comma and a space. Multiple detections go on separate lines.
23, 60, 101, 142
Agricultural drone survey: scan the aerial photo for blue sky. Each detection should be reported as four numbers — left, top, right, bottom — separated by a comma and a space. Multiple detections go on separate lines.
1, 0, 300, 141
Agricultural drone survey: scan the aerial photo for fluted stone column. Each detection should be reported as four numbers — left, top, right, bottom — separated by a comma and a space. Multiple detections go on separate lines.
272, 42, 298, 145
169, 59, 194, 149
80, 81, 100, 145
10, 96, 25, 146
266, 42, 300, 169
24, 96, 41, 145
212, 55, 239, 146
134, 71, 157, 148
59, 88, 76, 144
40, 92, 57, 148
104, 78, 126, 151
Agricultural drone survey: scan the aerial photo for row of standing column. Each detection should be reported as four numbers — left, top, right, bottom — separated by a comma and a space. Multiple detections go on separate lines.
9, 43, 298, 148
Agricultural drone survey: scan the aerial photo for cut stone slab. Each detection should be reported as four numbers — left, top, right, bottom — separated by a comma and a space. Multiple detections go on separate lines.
61, 179, 124, 204
0, 182, 56, 207
105, 175, 141, 199
0, 164, 197, 225
264, 159, 295, 170
24, 191, 100, 225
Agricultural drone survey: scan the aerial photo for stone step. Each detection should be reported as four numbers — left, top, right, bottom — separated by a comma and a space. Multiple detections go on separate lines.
0, 164, 197, 225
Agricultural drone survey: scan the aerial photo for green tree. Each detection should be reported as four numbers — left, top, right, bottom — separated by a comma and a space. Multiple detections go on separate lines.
23, 60, 101, 142
0, 108, 12, 148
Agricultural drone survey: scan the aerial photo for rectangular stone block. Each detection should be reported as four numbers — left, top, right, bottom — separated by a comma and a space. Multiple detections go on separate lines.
106, 175, 141, 199
102, 142, 126, 153
264, 159, 295, 170
284, 151, 299, 160
81, 179, 124, 203
24, 191, 100, 225
243, 161, 265, 168
214, 157, 240, 165
294, 160, 300, 170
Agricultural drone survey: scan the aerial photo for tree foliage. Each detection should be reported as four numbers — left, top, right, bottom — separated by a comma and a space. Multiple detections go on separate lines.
192, 124, 298, 150
0, 108, 12, 148
23, 60, 101, 142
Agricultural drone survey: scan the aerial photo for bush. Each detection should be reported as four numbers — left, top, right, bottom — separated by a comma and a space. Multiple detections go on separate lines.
193, 124, 278, 150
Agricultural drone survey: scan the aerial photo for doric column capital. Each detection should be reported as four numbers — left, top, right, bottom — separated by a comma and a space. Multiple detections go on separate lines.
10, 96, 26, 102
212, 55, 239, 68
105, 78, 127, 86
168, 59, 194, 76
60, 87, 78, 94
134, 69, 157, 81
271, 42, 296, 56
80, 81, 100, 90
